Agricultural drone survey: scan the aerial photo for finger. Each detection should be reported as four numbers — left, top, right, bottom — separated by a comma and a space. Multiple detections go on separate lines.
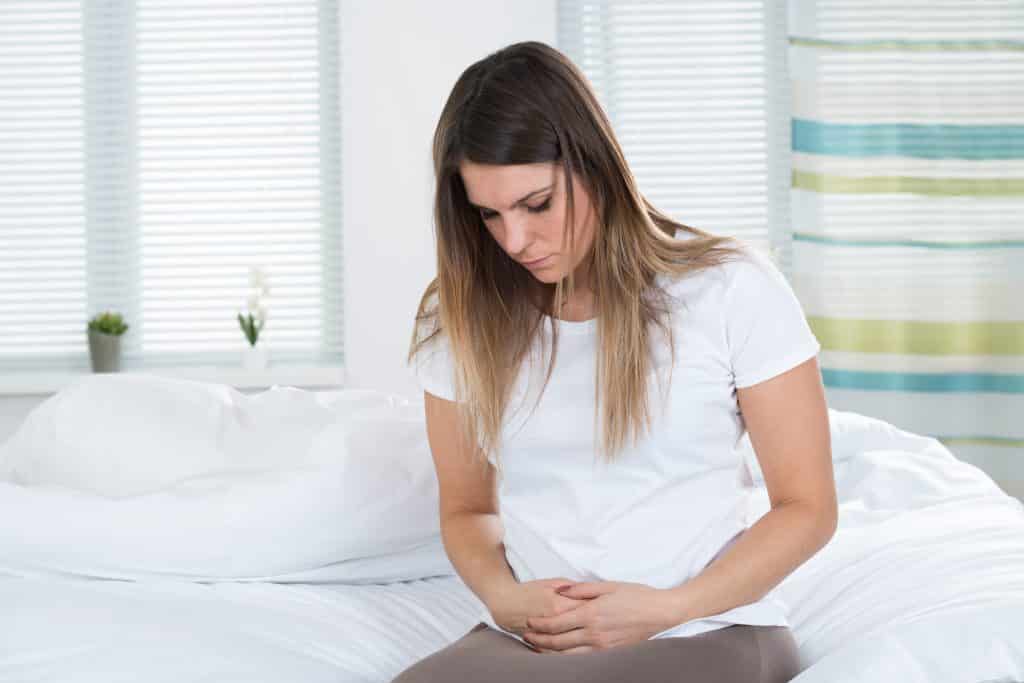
528, 605, 587, 635
522, 640, 558, 655
525, 627, 587, 652
557, 581, 615, 599
554, 595, 591, 614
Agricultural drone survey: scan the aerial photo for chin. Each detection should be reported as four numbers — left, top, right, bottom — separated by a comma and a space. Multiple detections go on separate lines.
528, 269, 564, 284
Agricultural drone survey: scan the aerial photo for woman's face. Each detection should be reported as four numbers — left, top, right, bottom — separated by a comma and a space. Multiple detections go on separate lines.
459, 160, 597, 287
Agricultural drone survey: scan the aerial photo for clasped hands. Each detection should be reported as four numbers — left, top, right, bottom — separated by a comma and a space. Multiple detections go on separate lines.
489, 577, 681, 655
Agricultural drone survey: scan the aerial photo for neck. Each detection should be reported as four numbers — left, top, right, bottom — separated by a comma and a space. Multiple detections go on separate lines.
555, 286, 595, 322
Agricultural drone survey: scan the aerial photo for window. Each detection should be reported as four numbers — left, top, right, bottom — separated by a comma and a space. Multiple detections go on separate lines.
557, 1, 792, 271
0, 0, 342, 373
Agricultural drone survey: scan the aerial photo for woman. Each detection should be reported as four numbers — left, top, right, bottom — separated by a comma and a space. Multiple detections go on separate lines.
396, 41, 837, 683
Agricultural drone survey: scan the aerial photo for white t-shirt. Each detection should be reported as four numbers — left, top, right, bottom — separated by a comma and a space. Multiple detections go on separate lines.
410, 233, 821, 643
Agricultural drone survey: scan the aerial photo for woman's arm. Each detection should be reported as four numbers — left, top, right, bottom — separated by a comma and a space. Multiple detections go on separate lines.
665, 355, 838, 623
442, 511, 521, 609
423, 392, 520, 609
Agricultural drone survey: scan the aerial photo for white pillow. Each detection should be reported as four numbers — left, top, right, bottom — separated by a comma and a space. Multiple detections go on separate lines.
0, 374, 345, 498
0, 374, 238, 497
0, 376, 448, 581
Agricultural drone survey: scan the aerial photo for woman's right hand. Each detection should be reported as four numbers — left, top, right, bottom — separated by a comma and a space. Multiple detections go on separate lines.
488, 577, 589, 639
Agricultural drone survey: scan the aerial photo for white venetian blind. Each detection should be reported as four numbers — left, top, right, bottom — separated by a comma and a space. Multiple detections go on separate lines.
557, 1, 792, 269
0, 2, 88, 370
0, 0, 343, 373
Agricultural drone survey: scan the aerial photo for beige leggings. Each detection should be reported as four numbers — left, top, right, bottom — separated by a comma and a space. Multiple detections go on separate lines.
391, 621, 803, 683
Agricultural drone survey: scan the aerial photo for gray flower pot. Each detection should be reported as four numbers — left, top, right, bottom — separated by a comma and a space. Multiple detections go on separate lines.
88, 328, 123, 373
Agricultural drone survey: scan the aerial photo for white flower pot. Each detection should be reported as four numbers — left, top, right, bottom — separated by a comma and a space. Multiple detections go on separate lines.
242, 344, 268, 371
88, 328, 123, 373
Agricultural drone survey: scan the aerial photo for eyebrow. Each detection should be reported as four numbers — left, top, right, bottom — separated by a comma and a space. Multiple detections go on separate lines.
466, 184, 553, 213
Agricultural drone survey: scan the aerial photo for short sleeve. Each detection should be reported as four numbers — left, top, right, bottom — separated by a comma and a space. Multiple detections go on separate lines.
723, 246, 821, 389
409, 331, 461, 402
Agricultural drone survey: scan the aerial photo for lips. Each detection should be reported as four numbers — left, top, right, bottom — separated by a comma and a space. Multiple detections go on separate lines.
521, 255, 550, 267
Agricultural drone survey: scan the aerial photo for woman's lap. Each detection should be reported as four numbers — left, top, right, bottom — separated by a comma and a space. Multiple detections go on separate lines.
391, 622, 802, 683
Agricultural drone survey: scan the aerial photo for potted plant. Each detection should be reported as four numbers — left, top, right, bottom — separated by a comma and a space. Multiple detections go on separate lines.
237, 265, 270, 370
87, 310, 129, 373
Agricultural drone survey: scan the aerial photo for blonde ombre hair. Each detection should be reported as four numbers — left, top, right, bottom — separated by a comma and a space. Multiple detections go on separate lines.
409, 41, 746, 473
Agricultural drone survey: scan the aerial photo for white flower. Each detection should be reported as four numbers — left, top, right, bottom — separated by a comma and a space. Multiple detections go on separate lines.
249, 265, 271, 297
248, 266, 264, 290
244, 265, 270, 330
247, 291, 261, 314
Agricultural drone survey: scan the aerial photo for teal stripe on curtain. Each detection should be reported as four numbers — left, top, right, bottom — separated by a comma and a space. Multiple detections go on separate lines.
821, 369, 1024, 394
793, 233, 1024, 249
792, 120, 1024, 159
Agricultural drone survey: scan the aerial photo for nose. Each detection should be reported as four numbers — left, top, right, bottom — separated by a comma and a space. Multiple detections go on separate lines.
499, 214, 532, 258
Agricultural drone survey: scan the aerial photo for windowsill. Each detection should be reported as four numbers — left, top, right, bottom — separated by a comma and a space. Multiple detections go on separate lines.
0, 364, 345, 396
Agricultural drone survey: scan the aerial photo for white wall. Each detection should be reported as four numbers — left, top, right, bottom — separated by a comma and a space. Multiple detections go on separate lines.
0, 0, 558, 443
340, 0, 557, 397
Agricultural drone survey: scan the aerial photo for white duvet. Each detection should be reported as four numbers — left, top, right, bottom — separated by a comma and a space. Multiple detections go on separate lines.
1, 375, 1023, 682
746, 422, 1024, 682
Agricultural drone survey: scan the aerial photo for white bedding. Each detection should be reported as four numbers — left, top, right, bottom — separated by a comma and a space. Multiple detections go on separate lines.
3, 472, 1021, 682
761, 450, 1024, 681
0, 377, 455, 582
1, 379, 1023, 682
0, 573, 485, 683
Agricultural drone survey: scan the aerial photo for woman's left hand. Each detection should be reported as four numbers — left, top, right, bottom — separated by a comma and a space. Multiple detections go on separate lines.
521, 581, 681, 654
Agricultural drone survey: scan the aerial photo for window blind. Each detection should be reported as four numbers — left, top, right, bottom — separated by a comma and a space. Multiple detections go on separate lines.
0, 2, 88, 370
0, 0, 342, 373
557, 1, 793, 271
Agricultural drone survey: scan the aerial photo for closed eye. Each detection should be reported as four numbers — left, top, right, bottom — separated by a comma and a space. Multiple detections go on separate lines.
479, 196, 551, 221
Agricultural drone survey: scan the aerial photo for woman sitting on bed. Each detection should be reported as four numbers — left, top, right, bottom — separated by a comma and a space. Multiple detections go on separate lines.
397, 40, 838, 683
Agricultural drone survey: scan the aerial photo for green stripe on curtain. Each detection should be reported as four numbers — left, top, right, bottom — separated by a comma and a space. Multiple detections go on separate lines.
938, 436, 1024, 448
793, 171, 1024, 196
808, 318, 1024, 356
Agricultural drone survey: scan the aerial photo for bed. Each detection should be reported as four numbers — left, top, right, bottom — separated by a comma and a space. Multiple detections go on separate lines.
1, 374, 1022, 682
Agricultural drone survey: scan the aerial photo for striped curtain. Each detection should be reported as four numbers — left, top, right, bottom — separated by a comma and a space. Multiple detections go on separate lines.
787, 2, 1024, 498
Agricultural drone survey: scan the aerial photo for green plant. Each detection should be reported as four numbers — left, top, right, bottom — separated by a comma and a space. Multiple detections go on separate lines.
88, 311, 129, 336
237, 312, 265, 347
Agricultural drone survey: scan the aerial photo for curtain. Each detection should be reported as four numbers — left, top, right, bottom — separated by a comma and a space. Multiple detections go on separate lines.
788, 1, 1024, 497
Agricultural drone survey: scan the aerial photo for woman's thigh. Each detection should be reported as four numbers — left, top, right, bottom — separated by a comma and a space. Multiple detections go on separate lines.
391, 622, 802, 683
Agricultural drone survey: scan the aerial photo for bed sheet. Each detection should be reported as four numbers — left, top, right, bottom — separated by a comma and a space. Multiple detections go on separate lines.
0, 572, 485, 683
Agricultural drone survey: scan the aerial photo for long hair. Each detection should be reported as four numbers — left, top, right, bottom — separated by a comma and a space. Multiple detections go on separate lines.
408, 41, 746, 474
